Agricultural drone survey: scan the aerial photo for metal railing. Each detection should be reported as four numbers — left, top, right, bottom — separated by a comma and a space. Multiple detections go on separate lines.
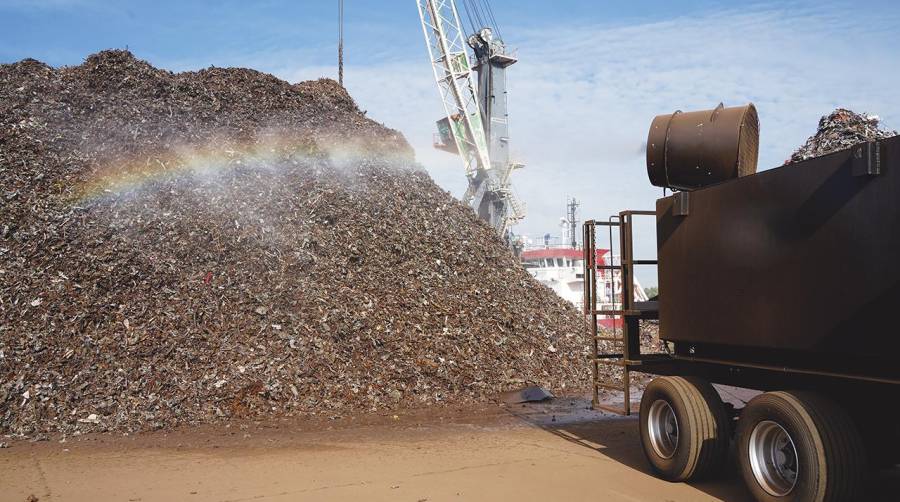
583, 210, 658, 415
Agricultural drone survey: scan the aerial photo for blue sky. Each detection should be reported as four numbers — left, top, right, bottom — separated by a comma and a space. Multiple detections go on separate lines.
3, 0, 900, 286
1, 1, 822, 67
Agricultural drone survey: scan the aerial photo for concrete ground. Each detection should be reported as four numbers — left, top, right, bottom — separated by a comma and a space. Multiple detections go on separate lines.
2, 393, 898, 502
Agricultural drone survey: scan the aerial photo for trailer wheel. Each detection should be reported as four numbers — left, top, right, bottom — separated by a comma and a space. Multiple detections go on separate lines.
736, 391, 865, 502
638, 376, 730, 481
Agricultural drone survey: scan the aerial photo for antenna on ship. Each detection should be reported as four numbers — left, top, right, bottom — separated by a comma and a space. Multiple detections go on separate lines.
566, 198, 580, 248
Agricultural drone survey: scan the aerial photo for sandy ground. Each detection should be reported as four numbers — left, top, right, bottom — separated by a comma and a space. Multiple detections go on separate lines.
2, 392, 899, 502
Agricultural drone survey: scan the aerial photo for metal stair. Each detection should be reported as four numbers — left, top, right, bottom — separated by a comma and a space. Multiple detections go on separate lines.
583, 211, 658, 416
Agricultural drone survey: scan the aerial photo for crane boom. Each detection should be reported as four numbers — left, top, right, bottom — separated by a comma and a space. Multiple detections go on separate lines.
416, 0, 525, 239
416, 0, 491, 178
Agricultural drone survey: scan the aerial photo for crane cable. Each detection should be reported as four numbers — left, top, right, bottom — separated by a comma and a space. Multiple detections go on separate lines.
338, 0, 344, 86
464, 0, 483, 34
483, 0, 501, 40
472, 0, 488, 33
462, 0, 479, 37
461, 0, 502, 41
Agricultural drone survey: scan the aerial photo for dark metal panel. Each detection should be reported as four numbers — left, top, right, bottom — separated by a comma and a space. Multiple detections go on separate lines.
656, 136, 900, 360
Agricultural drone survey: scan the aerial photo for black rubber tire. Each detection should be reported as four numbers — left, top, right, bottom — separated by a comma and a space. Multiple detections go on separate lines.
736, 391, 866, 502
638, 376, 731, 482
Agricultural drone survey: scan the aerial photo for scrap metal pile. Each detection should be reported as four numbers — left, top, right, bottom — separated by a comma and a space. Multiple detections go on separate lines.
789, 108, 897, 163
0, 51, 599, 437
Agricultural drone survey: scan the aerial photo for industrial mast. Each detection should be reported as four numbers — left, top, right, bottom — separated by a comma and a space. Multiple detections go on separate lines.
565, 197, 579, 248
416, 0, 525, 239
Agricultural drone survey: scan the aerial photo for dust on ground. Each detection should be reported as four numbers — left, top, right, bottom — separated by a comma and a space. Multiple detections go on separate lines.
4, 392, 900, 502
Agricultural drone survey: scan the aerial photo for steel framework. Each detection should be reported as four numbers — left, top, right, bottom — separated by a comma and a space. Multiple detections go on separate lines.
417, 0, 491, 179
416, 0, 525, 238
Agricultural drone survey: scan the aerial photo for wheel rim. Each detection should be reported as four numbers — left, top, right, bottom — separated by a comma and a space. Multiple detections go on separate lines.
647, 399, 679, 459
748, 420, 799, 497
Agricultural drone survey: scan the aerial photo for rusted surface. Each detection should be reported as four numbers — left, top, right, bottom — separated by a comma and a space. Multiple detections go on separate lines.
788, 108, 897, 163
656, 135, 900, 374
0, 50, 598, 438
646, 103, 759, 190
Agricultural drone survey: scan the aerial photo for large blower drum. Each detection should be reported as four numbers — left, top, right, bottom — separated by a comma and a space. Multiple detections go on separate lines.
646, 103, 759, 190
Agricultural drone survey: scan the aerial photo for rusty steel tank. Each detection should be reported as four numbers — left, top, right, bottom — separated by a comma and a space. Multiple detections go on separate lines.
646, 103, 759, 190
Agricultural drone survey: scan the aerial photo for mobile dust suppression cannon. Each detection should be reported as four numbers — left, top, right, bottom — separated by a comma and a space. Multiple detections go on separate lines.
416, 0, 525, 242
584, 103, 900, 500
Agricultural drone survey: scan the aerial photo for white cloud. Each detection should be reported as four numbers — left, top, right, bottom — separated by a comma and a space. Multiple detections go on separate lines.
167, 3, 900, 286
352, 6, 895, 284
505, 5, 898, 234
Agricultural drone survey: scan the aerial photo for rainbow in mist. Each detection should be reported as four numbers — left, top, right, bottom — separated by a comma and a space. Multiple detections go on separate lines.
70, 134, 411, 204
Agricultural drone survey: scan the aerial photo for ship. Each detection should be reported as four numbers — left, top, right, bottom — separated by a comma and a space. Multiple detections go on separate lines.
518, 199, 649, 326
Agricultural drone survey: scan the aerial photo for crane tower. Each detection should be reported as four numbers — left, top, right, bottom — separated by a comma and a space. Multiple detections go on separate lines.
416, 0, 525, 239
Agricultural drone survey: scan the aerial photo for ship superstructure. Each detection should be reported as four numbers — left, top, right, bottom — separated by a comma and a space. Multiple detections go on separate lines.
520, 199, 649, 324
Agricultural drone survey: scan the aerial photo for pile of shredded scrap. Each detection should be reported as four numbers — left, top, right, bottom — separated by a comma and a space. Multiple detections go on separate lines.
0, 51, 603, 437
789, 108, 897, 163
